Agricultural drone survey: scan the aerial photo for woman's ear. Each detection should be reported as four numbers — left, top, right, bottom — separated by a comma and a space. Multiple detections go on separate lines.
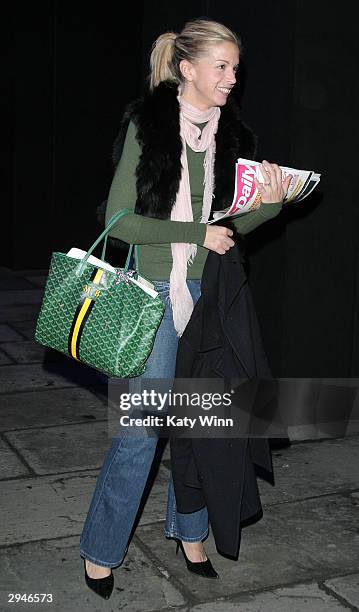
179, 59, 194, 82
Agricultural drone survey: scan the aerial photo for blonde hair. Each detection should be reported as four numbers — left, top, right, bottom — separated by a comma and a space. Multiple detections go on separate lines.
149, 18, 241, 91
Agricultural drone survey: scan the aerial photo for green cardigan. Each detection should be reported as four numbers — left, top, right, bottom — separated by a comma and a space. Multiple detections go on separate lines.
105, 120, 282, 280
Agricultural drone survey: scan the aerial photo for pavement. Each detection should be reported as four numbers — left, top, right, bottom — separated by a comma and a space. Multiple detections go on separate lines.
0, 265, 358, 612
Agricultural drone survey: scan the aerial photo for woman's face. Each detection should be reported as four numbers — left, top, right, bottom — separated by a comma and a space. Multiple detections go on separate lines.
180, 42, 239, 110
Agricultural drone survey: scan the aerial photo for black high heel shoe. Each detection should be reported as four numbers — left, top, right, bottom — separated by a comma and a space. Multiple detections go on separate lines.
175, 540, 219, 579
84, 559, 114, 600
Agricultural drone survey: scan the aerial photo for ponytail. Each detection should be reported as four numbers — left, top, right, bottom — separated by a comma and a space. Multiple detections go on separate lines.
148, 20, 240, 91
149, 32, 178, 90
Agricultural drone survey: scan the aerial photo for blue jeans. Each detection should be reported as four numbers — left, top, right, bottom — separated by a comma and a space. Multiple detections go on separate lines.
79, 280, 209, 568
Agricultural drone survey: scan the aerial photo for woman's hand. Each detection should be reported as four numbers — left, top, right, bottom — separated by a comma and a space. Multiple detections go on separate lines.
203, 225, 235, 255
254, 159, 292, 204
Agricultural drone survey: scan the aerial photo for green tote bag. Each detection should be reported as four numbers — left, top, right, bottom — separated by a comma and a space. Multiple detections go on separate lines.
35, 209, 165, 377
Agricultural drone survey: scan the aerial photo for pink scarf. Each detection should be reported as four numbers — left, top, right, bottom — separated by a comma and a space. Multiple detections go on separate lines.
169, 94, 220, 336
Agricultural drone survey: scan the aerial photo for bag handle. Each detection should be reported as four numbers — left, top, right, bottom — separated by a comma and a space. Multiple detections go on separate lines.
100, 231, 138, 272
76, 208, 137, 276
124, 243, 139, 272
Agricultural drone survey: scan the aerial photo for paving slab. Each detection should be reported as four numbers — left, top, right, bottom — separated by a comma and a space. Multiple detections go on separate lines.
0, 471, 102, 545
0, 304, 41, 322
0, 340, 49, 364
0, 348, 13, 365
11, 269, 49, 277
346, 421, 359, 436
136, 493, 359, 602
189, 582, 349, 611
0, 324, 23, 342
0, 437, 30, 478
0, 536, 186, 612
9, 319, 37, 340
0, 340, 68, 364
324, 573, 359, 608
0, 267, 12, 276
0, 289, 44, 305
0, 362, 103, 393
257, 436, 359, 505
0, 277, 35, 290
0, 387, 107, 431
4, 421, 112, 475
0, 459, 175, 547
24, 275, 48, 288
2, 433, 169, 520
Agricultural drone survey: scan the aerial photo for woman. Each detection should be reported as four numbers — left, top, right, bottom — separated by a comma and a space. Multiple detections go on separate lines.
80, 17, 291, 599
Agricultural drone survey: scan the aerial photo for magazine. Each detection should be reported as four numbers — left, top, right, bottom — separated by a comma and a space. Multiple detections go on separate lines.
66, 248, 158, 298
208, 158, 321, 223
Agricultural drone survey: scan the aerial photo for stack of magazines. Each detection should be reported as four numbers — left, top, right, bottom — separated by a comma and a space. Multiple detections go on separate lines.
209, 158, 321, 223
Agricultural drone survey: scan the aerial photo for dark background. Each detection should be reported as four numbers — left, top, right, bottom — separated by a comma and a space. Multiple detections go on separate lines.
2, 0, 359, 377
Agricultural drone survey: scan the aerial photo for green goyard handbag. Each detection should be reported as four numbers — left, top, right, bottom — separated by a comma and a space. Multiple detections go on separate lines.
35, 208, 165, 377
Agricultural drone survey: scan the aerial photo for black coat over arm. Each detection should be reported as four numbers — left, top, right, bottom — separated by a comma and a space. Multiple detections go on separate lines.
170, 243, 276, 559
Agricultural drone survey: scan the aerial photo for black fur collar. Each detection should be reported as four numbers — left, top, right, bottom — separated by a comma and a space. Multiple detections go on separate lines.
112, 81, 257, 219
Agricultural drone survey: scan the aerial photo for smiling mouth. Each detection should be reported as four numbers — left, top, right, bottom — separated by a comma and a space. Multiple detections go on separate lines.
216, 86, 232, 94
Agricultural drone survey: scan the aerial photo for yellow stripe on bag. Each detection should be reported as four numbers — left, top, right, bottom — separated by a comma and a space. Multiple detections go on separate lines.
69, 268, 104, 360
92, 268, 104, 284
70, 297, 92, 359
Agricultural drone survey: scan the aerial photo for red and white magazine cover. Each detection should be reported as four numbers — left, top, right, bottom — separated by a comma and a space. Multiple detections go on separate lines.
209, 158, 320, 223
